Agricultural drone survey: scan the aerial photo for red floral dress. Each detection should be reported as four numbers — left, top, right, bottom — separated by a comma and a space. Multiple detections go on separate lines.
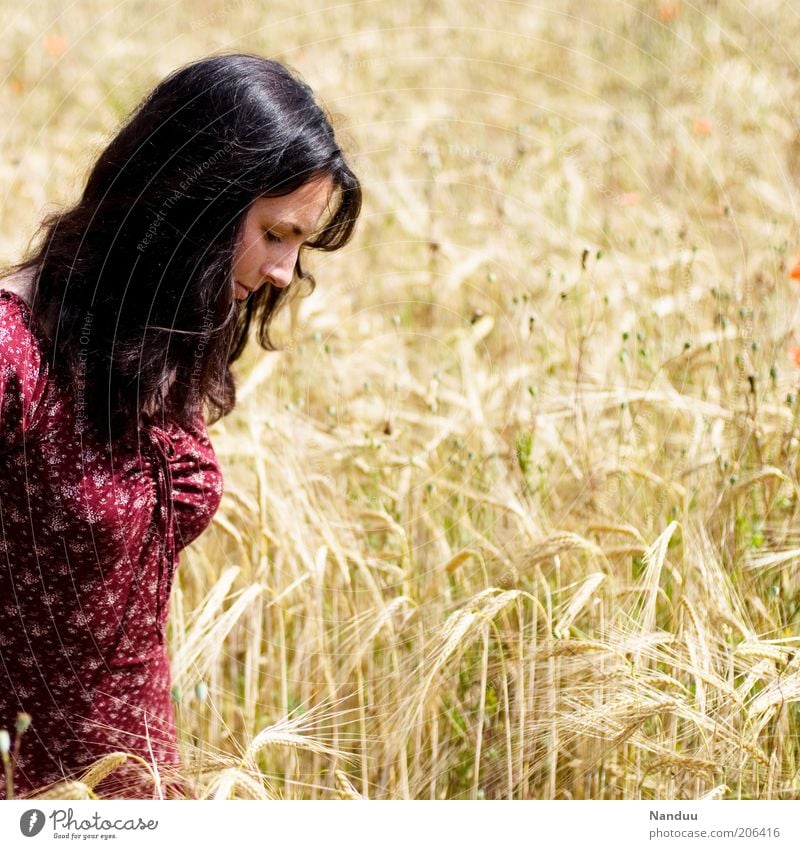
0, 289, 224, 798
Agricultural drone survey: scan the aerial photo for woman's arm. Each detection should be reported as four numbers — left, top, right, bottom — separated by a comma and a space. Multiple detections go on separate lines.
162, 409, 224, 552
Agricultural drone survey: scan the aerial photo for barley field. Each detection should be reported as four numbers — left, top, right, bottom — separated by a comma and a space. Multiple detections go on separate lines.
3, 0, 800, 800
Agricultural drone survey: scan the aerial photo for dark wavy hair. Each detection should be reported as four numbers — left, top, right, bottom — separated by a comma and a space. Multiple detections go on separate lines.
1, 52, 361, 441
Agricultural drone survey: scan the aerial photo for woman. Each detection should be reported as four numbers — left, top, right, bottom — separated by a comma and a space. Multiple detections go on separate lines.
0, 52, 361, 799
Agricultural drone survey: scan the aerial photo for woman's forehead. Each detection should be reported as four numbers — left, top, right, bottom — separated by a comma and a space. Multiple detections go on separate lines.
250, 177, 334, 233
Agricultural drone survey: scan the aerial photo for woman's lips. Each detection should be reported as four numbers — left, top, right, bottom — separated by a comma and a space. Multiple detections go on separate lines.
235, 282, 252, 299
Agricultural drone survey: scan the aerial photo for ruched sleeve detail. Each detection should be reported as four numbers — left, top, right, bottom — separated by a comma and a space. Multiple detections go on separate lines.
161, 411, 224, 552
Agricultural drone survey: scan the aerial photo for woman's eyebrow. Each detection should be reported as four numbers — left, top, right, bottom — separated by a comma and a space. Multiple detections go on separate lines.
269, 220, 306, 237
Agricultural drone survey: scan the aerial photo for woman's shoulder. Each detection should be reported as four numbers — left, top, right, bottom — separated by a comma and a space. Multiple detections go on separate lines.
1, 289, 40, 358
0, 265, 36, 306
0, 285, 46, 368
0, 281, 51, 443
0, 266, 50, 355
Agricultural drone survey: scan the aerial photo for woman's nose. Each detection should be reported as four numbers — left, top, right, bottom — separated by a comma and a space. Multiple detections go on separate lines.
262, 249, 296, 289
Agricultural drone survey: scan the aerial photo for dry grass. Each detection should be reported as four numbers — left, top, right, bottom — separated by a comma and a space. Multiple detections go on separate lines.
3, 0, 800, 799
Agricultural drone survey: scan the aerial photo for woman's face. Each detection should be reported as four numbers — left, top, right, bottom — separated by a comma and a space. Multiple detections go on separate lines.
232, 175, 335, 300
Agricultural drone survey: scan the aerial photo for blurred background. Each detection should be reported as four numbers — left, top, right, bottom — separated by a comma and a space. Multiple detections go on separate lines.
4, 0, 800, 800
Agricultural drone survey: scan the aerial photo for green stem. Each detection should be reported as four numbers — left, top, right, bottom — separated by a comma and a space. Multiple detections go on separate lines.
2, 754, 13, 800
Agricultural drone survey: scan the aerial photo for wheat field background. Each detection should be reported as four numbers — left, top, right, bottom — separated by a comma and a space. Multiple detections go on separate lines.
3, 0, 800, 800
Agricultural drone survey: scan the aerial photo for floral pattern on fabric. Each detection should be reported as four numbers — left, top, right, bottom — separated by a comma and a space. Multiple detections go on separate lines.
0, 289, 224, 798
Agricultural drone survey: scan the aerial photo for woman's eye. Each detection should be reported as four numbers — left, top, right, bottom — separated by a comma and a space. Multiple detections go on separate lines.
264, 231, 282, 244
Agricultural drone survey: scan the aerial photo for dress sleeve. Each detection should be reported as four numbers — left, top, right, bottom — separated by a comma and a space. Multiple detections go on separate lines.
163, 410, 224, 552
0, 298, 48, 450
